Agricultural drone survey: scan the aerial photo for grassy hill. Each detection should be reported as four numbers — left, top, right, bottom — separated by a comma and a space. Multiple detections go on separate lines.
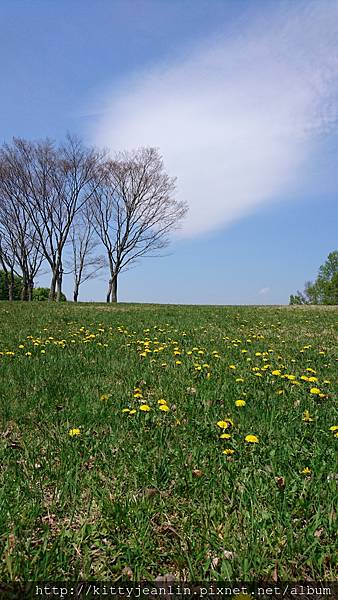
0, 302, 337, 581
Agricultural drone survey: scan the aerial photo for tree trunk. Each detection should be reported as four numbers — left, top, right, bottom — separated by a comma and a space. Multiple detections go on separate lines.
8, 270, 14, 301
73, 282, 79, 303
56, 263, 63, 302
106, 278, 112, 303
28, 280, 34, 301
111, 274, 118, 303
21, 279, 28, 301
49, 268, 58, 301
3, 270, 9, 298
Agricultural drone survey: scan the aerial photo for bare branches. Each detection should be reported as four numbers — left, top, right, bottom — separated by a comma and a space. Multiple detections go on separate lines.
0, 138, 187, 303
0, 135, 106, 300
0, 156, 44, 299
67, 207, 106, 302
92, 147, 187, 302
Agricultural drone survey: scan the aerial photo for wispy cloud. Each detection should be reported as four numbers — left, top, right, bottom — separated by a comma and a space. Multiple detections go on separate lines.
258, 287, 270, 296
92, 1, 338, 238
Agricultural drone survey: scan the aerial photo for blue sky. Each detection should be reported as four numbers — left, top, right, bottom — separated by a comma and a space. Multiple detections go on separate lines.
1, 0, 338, 304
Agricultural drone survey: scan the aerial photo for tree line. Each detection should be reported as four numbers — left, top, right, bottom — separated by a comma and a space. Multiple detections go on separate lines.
0, 135, 187, 302
289, 251, 338, 305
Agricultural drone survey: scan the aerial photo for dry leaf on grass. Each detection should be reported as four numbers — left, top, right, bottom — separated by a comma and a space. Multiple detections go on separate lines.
272, 562, 279, 582
314, 528, 324, 538
186, 387, 196, 395
223, 550, 236, 559
275, 476, 285, 489
144, 488, 160, 498
122, 566, 133, 579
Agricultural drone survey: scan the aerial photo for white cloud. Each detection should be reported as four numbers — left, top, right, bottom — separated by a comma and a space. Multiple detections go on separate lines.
92, 1, 338, 238
258, 287, 270, 296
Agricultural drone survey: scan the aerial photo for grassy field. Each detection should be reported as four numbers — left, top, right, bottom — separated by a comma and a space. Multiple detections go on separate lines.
0, 302, 337, 582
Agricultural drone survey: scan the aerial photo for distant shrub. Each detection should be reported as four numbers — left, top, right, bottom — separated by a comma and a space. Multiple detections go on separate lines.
290, 251, 338, 306
32, 287, 67, 302
289, 293, 304, 305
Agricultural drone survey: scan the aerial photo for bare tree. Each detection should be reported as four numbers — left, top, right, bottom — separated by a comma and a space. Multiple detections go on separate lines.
0, 162, 44, 300
92, 147, 188, 302
1, 135, 105, 301
67, 209, 106, 302
0, 232, 18, 301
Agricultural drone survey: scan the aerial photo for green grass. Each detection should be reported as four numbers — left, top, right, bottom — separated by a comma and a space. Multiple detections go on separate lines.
0, 302, 337, 581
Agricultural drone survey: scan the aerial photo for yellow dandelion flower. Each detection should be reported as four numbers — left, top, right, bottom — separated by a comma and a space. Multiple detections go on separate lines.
245, 434, 259, 443
223, 448, 235, 455
175, 360, 182, 365
69, 428, 80, 437
100, 394, 110, 401
129, 409, 137, 415
271, 370, 281, 376
217, 421, 229, 429
133, 392, 143, 398
329, 425, 338, 431
158, 399, 167, 405
122, 408, 130, 413
140, 404, 151, 412
229, 364, 236, 369
220, 433, 231, 439
301, 467, 311, 475
159, 404, 169, 412
310, 387, 321, 395
302, 410, 314, 422
235, 400, 246, 407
